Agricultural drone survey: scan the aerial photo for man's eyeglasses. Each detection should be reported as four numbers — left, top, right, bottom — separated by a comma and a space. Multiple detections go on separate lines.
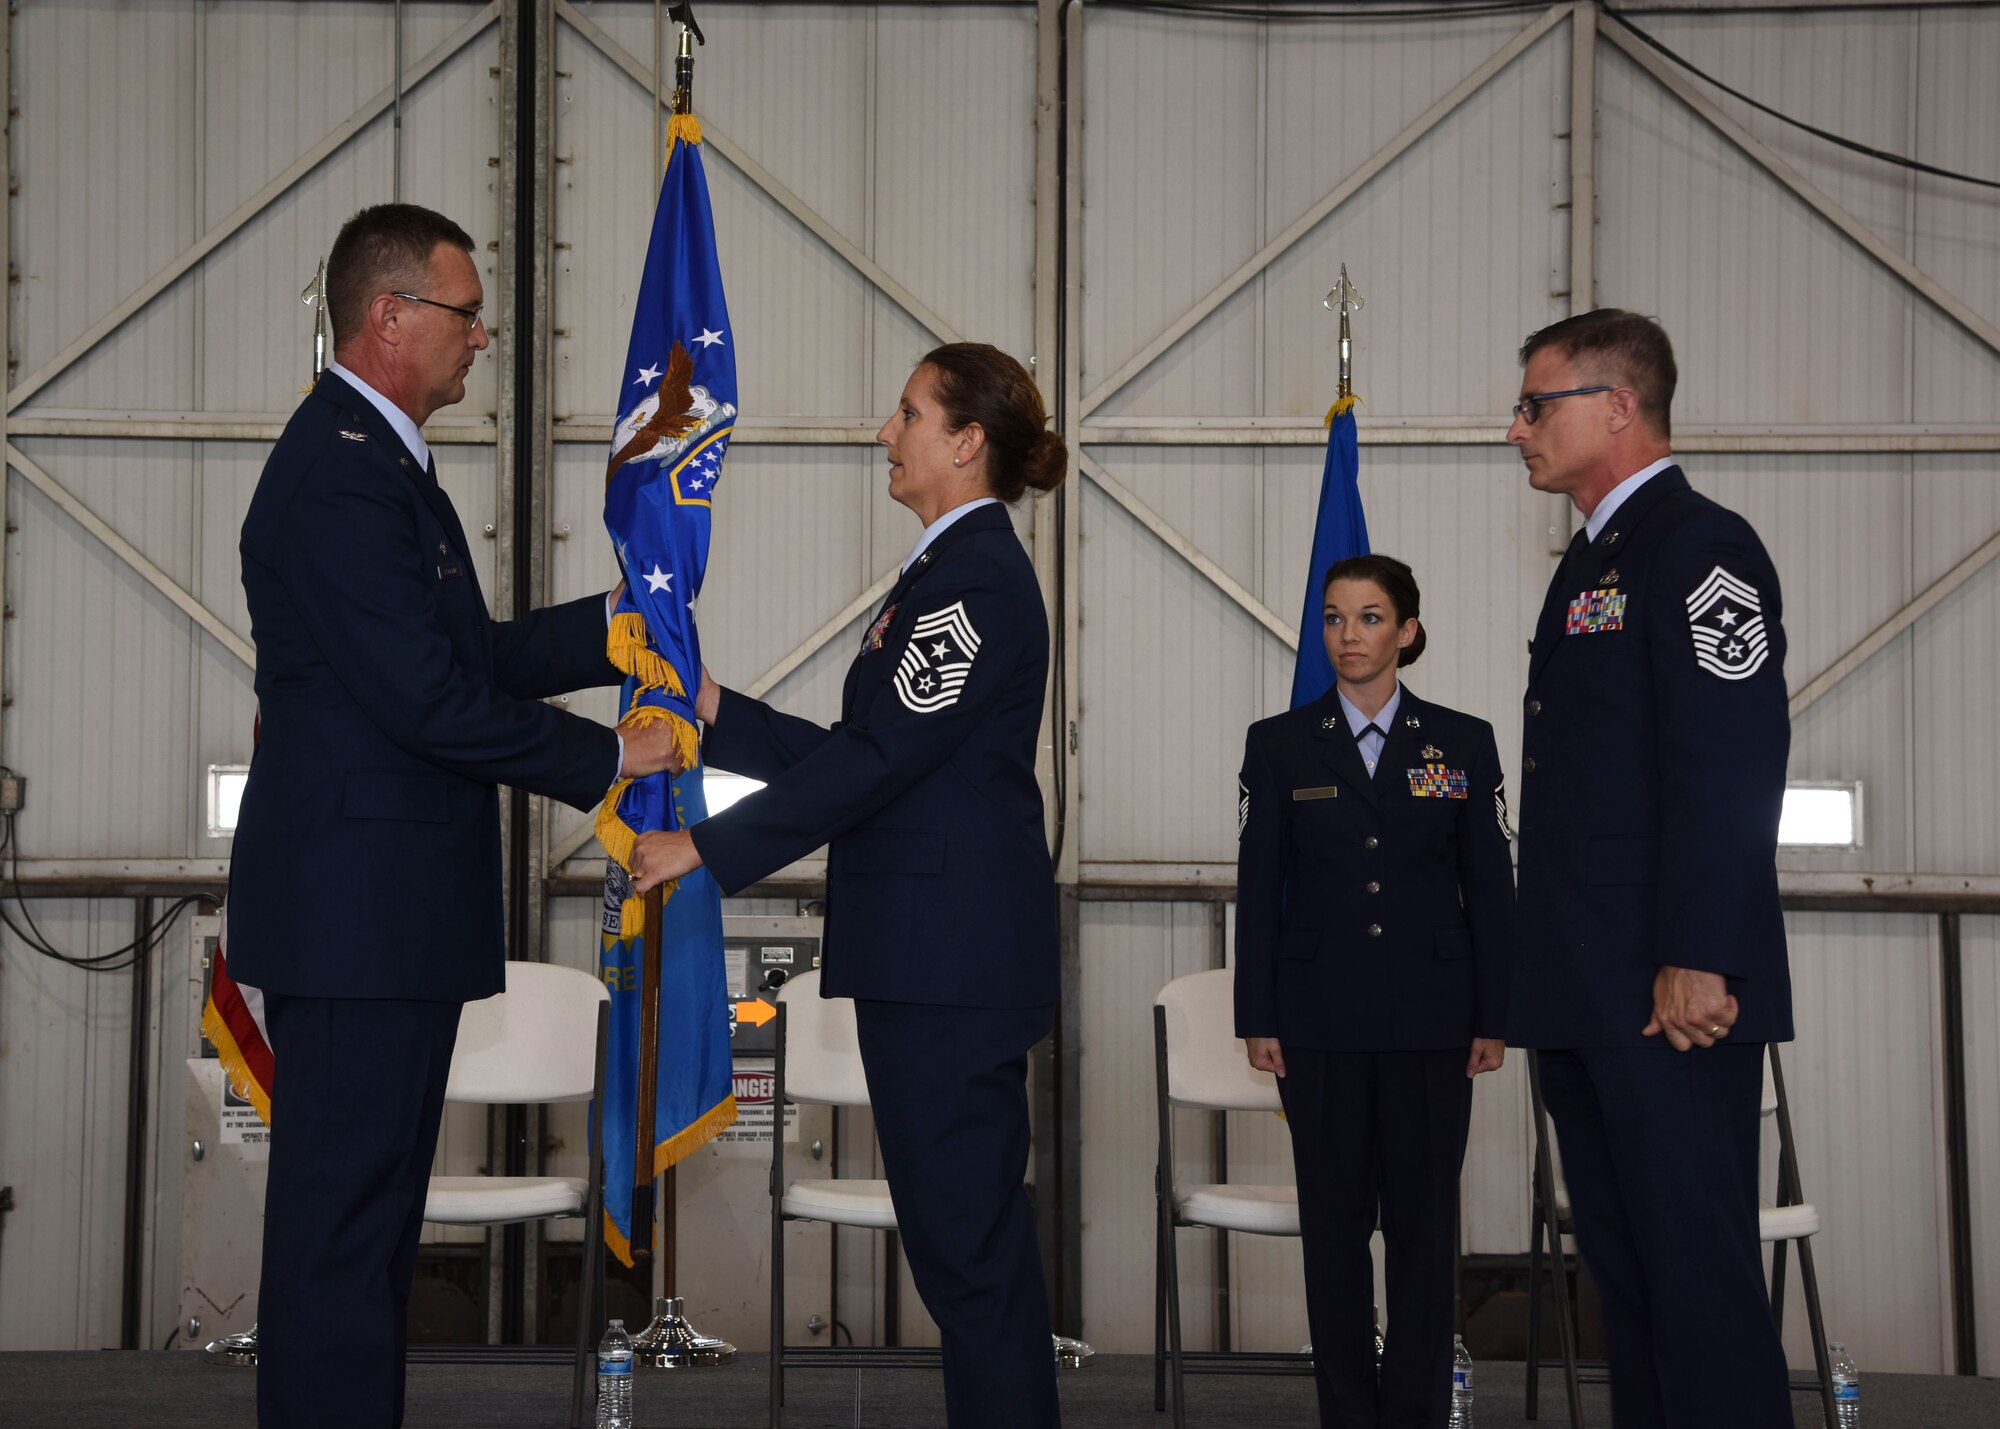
391, 291, 485, 332
1510, 386, 1615, 425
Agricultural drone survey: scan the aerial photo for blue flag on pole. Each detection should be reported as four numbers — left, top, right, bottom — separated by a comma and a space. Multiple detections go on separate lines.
594, 110, 738, 1267
1289, 394, 1371, 709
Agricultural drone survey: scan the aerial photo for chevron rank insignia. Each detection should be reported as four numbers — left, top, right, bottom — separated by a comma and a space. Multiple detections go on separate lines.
894, 601, 981, 714
1407, 763, 1469, 799
1495, 781, 1515, 840
1686, 566, 1770, 680
1567, 586, 1627, 634
1237, 777, 1249, 837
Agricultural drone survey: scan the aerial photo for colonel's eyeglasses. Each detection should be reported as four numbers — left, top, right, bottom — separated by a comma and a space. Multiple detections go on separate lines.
391, 291, 485, 332
1510, 386, 1615, 425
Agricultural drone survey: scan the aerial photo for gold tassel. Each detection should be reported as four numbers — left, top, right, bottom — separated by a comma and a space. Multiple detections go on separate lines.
667, 112, 704, 149
1324, 392, 1361, 426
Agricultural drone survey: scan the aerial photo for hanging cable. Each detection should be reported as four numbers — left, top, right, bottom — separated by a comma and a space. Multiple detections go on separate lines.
1601, 8, 2000, 191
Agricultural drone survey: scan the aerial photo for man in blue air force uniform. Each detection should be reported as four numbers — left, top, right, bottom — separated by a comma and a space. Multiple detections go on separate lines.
1507, 310, 1795, 1428
231, 204, 679, 1429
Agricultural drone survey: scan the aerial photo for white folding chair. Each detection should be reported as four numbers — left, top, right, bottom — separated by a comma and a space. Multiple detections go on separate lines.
1524, 1044, 1838, 1429
767, 970, 941, 1428
417, 960, 610, 1429
1153, 968, 1311, 1429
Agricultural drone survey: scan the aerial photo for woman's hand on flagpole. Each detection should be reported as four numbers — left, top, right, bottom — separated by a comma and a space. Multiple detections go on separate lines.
631, 829, 702, 893
696, 664, 720, 725
617, 717, 687, 779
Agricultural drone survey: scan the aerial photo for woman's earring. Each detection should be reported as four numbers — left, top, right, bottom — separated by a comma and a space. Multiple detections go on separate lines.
953, 458, 962, 466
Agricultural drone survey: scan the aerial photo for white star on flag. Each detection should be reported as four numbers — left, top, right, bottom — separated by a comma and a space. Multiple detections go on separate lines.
644, 564, 673, 593
634, 363, 662, 386
693, 328, 725, 348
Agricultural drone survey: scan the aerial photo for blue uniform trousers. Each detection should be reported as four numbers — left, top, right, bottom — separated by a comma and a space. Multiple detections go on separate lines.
852, 998, 1060, 1429
1537, 1045, 1793, 1429
256, 993, 461, 1429
1277, 1048, 1471, 1429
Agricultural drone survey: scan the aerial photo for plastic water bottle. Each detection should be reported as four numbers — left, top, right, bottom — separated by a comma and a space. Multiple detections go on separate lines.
1447, 1335, 1474, 1428
596, 1318, 634, 1429
1830, 1341, 1859, 1427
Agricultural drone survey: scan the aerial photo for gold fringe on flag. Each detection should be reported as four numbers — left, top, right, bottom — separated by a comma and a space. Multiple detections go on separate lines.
599, 1090, 738, 1268
597, 612, 702, 937
201, 999, 273, 1126
1324, 391, 1361, 426
667, 112, 704, 150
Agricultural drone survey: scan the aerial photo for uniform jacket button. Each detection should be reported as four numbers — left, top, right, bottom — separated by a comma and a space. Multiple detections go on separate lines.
1363, 836, 1379, 851
1366, 923, 1383, 937
1365, 880, 1381, 894
1528, 699, 1542, 715
1524, 757, 1537, 773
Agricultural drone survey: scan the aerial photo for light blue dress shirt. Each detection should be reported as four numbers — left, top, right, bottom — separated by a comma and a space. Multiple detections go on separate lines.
1338, 683, 1403, 778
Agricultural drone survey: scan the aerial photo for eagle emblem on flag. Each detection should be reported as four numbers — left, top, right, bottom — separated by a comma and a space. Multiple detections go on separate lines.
1685, 566, 1770, 680
893, 601, 982, 714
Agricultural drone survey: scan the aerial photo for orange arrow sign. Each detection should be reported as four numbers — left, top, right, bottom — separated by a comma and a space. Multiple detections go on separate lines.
734, 999, 777, 1028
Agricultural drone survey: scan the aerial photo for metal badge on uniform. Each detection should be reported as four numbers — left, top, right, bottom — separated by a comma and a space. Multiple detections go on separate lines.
893, 600, 982, 714
336, 428, 368, 442
861, 603, 899, 654
1421, 743, 1443, 760
1566, 586, 1628, 634
1291, 786, 1339, 802
1320, 715, 1340, 731
436, 560, 464, 581
1407, 762, 1469, 799
1685, 565, 1770, 679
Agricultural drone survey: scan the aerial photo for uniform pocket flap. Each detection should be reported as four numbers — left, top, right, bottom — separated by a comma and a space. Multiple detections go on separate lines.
343, 770, 450, 823
843, 828, 946, 875
1434, 925, 1473, 961
1278, 927, 1321, 962
1586, 835, 1661, 885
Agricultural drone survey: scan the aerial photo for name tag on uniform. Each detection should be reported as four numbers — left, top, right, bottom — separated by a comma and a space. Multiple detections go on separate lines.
1566, 586, 1627, 634
437, 560, 464, 580
1407, 763, 1469, 799
1291, 786, 1339, 802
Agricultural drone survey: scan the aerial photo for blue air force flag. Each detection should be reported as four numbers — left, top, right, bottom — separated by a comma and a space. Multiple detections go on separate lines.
1289, 395, 1371, 708
593, 111, 738, 1265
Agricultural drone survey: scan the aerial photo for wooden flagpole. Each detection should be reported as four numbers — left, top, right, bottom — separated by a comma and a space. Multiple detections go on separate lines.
630, 881, 666, 1258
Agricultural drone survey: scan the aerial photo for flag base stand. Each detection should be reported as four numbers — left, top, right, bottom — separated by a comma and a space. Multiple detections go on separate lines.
202, 1323, 258, 1367
631, 1295, 737, 1369
1054, 1334, 1096, 1372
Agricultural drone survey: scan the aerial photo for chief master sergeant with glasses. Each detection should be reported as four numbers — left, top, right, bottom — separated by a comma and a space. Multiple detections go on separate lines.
231, 203, 683, 1429
1505, 309, 1796, 1428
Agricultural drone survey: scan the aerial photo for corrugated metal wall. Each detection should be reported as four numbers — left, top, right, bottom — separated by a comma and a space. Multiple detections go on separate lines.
2, 0, 1996, 1378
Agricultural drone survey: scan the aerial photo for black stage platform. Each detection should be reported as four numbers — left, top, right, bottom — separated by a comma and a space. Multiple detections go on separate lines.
4, 1351, 1994, 1427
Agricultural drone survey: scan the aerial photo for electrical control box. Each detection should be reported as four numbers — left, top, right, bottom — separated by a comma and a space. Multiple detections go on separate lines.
721, 915, 822, 1056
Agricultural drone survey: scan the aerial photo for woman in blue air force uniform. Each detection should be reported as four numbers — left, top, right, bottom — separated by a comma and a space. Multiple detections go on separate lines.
1236, 554, 1515, 1429
628, 343, 1067, 1429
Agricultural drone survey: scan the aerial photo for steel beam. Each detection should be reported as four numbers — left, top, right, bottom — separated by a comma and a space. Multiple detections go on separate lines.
7, 4, 501, 414
555, 0, 962, 347
1078, 3, 1571, 420
1601, 16, 2000, 363
5, 443, 255, 670
1077, 452, 1297, 649
1568, 3, 1597, 312
1789, 527, 2000, 720
1078, 418, 2000, 453
552, 417, 881, 446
